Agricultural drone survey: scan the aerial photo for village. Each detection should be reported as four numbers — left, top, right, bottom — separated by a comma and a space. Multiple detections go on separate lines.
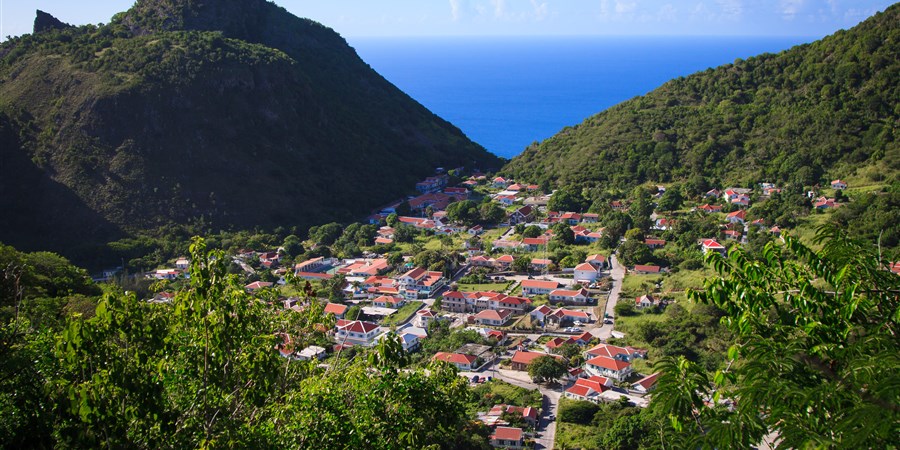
144, 170, 859, 449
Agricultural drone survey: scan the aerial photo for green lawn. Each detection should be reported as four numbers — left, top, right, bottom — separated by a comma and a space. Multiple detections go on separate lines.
380, 301, 423, 326
791, 212, 832, 250
457, 282, 511, 292
555, 417, 600, 449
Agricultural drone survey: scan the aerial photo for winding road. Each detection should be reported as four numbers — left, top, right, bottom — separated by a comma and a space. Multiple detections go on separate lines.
591, 254, 625, 341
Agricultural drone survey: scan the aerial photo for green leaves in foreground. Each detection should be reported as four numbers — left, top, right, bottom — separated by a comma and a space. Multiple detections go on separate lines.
654, 226, 899, 449
21, 237, 474, 448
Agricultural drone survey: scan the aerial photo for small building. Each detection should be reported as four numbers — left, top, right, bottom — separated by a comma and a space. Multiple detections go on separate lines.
548, 288, 591, 305
509, 350, 560, 371
335, 320, 382, 347
700, 239, 726, 256
324, 302, 349, 319
585, 356, 633, 381
830, 179, 847, 190
573, 263, 600, 282
490, 427, 525, 449
632, 265, 661, 274
520, 279, 559, 296
432, 352, 478, 371
632, 372, 660, 394
473, 309, 513, 326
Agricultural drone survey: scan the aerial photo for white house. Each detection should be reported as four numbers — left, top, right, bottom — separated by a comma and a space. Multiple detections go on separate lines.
432, 352, 478, 371
520, 279, 559, 296
585, 355, 633, 381
530, 305, 553, 323
701, 239, 726, 255
549, 288, 591, 305
335, 320, 382, 347
573, 263, 600, 282
474, 309, 513, 326
632, 372, 660, 394
414, 309, 436, 328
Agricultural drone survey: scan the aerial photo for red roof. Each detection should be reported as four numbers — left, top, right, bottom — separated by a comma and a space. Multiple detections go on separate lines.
701, 239, 725, 249
645, 239, 666, 246
523, 237, 550, 245
566, 385, 594, 397
586, 254, 607, 262
474, 309, 512, 322
521, 279, 559, 289
546, 337, 575, 348
432, 352, 477, 365
587, 355, 631, 371
491, 427, 523, 441
634, 372, 660, 390
338, 320, 380, 334
574, 263, 596, 272
531, 258, 552, 265
633, 265, 661, 273
495, 254, 515, 263
324, 303, 348, 315
549, 288, 588, 298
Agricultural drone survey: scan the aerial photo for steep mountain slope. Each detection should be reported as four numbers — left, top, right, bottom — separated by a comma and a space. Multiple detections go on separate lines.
502, 4, 899, 192
0, 0, 501, 256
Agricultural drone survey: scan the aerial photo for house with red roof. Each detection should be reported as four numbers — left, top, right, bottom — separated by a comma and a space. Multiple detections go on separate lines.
432, 352, 479, 371
585, 254, 608, 269
582, 213, 599, 223
632, 265, 661, 274
635, 295, 661, 309
531, 258, 552, 271
574, 262, 600, 282
244, 281, 273, 291
294, 257, 328, 274
584, 343, 647, 362
545, 337, 576, 353
814, 197, 836, 209
830, 179, 847, 190
549, 288, 591, 305
546, 308, 591, 326
414, 309, 437, 328
474, 309, 513, 326
340, 258, 391, 277
372, 295, 406, 309
610, 200, 627, 210
494, 254, 516, 270
585, 356, 633, 381
644, 238, 666, 249
486, 405, 539, 427
509, 350, 562, 371
564, 375, 613, 403
334, 320, 382, 347
323, 302, 348, 319
492, 177, 510, 188
520, 279, 559, 296
632, 372, 660, 394
467, 224, 484, 235
560, 212, 582, 225
397, 267, 446, 299
529, 304, 553, 322
572, 331, 596, 345
697, 203, 722, 213
496, 194, 518, 206
700, 239, 726, 255
522, 236, 550, 251
490, 426, 525, 449
507, 183, 525, 191
724, 229, 742, 240
726, 209, 746, 224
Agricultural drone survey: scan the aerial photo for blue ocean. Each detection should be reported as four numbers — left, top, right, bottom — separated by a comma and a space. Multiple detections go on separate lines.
350, 36, 812, 159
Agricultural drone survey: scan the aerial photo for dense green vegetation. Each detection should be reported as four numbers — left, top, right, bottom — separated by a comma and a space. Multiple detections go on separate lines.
0, 0, 501, 264
0, 239, 482, 448
654, 227, 900, 448
503, 4, 899, 247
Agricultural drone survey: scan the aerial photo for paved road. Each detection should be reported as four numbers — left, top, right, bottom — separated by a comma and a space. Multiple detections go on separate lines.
592, 254, 625, 340
462, 361, 561, 449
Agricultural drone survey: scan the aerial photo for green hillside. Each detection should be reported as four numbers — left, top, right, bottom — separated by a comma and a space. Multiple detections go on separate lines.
0, 0, 501, 261
503, 4, 899, 193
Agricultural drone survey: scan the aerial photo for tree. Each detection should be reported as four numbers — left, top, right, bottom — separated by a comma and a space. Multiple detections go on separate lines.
617, 238, 652, 266
479, 202, 507, 225
559, 400, 600, 425
528, 355, 567, 384
281, 234, 304, 257
548, 186, 587, 212
309, 222, 343, 245
511, 256, 530, 273
614, 301, 637, 317
385, 213, 399, 227
345, 305, 361, 320
655, 227, 900, 449
446, 200, 480, 225
551, 222, 575, 245
522, 225, 543, 238
657, 186, 683, 211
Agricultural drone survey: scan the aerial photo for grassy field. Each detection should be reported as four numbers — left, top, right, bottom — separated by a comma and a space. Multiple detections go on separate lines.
790, 211, 832, 250
457, 282, 511, 292
380, 301, 423, 326
467, 379, 542, 415
555, 422, 598, 450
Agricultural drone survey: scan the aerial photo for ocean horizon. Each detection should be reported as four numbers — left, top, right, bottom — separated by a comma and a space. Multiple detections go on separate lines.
350, 35, 814, 159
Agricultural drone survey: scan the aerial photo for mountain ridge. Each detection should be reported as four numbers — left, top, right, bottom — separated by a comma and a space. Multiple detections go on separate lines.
0, 1, 501, 262
501, 4, 899, 194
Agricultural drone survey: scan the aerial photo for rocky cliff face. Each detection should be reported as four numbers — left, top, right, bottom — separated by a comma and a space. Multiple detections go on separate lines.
33, 10, 71, 34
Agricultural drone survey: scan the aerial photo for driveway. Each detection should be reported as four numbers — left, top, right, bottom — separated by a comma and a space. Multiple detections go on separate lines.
591, 254, 624, 340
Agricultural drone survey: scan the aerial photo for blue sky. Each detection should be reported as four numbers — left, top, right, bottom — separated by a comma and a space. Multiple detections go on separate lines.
1, 0, 895, 40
